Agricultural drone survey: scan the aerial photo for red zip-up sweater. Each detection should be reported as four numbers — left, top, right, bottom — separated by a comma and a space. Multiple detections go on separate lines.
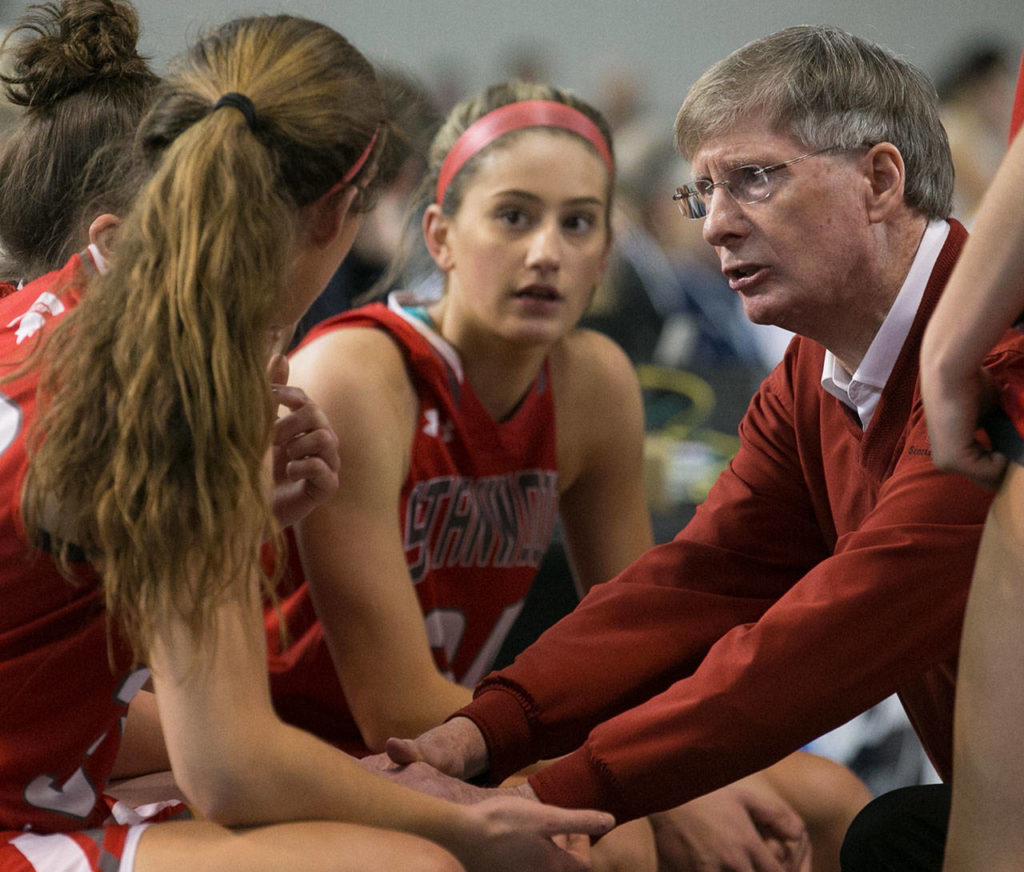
456, 220, 1024, 824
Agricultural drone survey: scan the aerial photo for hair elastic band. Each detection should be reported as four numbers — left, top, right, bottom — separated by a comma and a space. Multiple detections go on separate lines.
214, 92, 258, 130
435, 100, 614, 205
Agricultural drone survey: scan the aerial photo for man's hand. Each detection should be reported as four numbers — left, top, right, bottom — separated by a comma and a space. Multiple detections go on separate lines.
649, 778, 811, 872
267, 353, 340, 527
358, 755, 492, 805
385, 716, 491, 781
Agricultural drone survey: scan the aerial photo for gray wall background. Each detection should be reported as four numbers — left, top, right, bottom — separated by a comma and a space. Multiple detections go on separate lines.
3, 0, 1022, 128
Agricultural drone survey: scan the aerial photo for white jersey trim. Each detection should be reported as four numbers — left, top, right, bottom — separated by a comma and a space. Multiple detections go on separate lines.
387, 292, 464, 384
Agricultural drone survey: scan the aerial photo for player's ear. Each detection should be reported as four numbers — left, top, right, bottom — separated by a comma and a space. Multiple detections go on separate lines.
305, 184, 360, 247
88, 213, 121, 264
423, 204, 455, 272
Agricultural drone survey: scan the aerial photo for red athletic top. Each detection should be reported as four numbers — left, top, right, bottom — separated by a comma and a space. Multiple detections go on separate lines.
267, 301, 559, 753
0, 253, 145, 834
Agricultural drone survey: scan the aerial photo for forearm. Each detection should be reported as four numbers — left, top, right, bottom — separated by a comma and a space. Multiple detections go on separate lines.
501, 517, 982, 822
151, 584, 473, 843
358, 675, 473, 752
465, 424, 815, 788
460, 541, 781, 787
923, 133, 1024, 381
191, 714, 471, 839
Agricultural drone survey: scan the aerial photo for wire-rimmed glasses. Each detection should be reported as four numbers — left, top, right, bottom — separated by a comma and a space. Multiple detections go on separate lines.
673, 146, 843, 219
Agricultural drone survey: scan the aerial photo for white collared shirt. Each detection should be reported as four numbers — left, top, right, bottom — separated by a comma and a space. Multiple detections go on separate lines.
821, 219, 950, 428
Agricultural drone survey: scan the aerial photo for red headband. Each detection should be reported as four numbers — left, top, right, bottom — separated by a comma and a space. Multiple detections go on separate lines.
435, 100, 614, 205
342, 127, 380, 184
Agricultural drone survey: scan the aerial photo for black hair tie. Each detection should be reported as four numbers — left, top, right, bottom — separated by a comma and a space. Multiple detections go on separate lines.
213, 92, 258, 130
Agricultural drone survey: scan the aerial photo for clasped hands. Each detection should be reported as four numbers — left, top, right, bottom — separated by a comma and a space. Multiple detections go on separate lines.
360, 718, 811, 872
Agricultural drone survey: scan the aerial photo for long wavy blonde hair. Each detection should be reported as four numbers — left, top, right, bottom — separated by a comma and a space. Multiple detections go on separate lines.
21, 14, 388, 660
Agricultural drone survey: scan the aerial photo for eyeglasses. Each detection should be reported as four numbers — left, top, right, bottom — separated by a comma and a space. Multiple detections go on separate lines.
672, 146, 842, 219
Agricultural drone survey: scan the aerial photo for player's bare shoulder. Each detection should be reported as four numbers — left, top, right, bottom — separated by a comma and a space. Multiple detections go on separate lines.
549, 327, 645, 486
288, 324, 418, 450
549, 327, 641, 410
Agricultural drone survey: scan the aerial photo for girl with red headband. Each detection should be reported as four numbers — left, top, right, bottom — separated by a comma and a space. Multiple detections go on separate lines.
267, 78, 647, 757
268, 79, 868, 871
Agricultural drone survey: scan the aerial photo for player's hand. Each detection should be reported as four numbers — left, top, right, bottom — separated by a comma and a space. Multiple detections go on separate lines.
922, 363, 1007, 490
649, 778, 810, 872
454, 795, 612, 872
268, 353, 340, 527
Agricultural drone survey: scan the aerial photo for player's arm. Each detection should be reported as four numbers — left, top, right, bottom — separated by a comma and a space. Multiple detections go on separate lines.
287, 328, 471, 751
552, 329, 653, 593
147, 564, 617, 867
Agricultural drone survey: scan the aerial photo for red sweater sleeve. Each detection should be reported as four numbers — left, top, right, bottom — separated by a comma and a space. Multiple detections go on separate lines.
458, 334, 1014, 823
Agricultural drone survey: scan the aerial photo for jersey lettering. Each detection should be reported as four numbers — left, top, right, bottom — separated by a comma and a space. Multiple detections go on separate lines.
404, 470, 558, 583
23, 735, 103, 821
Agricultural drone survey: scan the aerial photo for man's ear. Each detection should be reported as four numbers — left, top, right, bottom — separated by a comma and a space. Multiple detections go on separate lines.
306, 184, 360, 248
88, 213, 121, 262
423, 203, 455, 272
864, 142, 906, 223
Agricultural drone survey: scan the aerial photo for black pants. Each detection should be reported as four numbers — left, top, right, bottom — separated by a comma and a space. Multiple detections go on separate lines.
840, 783, 951, 871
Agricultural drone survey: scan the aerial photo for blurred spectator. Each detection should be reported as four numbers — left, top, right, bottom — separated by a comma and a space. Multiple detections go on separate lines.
500, 40, 551, 84
936, 39, 1017, 225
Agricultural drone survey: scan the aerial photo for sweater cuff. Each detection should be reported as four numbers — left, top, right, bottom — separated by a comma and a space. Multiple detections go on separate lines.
454, 682, 540, 784
527, 743, 633, 823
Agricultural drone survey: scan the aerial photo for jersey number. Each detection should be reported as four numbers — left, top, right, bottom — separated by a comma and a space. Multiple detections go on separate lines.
24, 668, 150, 820
423, 603, 524, 688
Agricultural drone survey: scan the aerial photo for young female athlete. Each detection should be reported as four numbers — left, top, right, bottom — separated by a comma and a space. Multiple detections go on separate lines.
266, 79, 652, 753
269, 80, 869, 872
0, 14, 614, 872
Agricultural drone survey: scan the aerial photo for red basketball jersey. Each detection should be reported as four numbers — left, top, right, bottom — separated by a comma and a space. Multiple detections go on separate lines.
268, 298, 560, 752
0, 253, 142, 833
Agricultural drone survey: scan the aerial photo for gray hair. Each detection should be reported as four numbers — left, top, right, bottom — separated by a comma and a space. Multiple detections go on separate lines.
674, 25, 953, 219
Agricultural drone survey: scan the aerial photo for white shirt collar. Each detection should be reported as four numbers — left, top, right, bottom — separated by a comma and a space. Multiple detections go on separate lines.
821, 219, 949, 428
